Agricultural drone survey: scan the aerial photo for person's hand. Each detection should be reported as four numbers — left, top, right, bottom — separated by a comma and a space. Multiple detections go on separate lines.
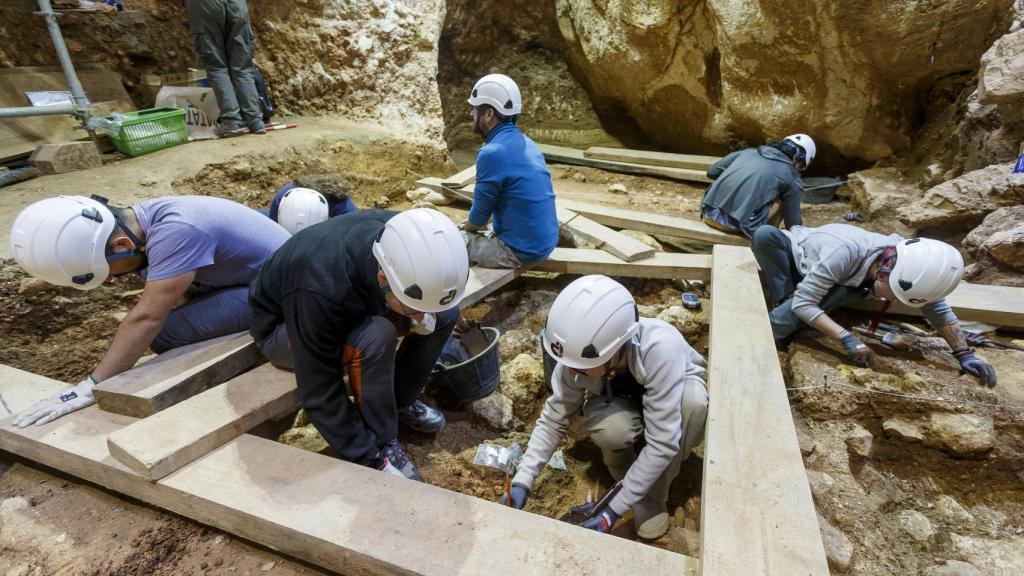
409, 313, 436, 336
954, 349, 997, 387
574, 501, 620, 534
457, 219, 468, 230
839, 331, 874, 367
14, 376, 97, 428
499, 483, 529, 509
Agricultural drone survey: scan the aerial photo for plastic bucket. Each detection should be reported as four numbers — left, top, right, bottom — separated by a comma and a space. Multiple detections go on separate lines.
432, 327, 501, 403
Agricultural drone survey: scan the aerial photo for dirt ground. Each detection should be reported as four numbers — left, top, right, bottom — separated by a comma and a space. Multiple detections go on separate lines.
2, 123, 1024, 574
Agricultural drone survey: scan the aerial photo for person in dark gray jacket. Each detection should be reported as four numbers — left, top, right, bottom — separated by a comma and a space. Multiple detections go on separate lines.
700, 133, 816, 238
185, 0, 265, 136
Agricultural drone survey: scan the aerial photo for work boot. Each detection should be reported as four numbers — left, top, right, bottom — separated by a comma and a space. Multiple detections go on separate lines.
398, 400, 446, 433
634, 497, 670, 540
381, 439, 421, 481
215, 121, 247, 138
247, 119, 267, 135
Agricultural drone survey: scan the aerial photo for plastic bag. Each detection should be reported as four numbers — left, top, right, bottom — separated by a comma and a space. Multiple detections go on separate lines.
473, 443, 523, 474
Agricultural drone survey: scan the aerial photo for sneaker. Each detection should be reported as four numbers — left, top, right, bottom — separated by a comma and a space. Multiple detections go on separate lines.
215, 122, 247, 138
381, 439, 421, 481
634, 498, 670, 540
247, 120, 267, 135
397, 400, 446, 433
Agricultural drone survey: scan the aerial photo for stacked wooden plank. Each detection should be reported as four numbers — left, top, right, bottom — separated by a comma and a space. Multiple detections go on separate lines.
538, 143, 715, 184
845, 281, 1024, 330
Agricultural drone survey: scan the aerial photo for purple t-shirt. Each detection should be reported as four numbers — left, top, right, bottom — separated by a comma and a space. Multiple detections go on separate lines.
134, 196, 289, 287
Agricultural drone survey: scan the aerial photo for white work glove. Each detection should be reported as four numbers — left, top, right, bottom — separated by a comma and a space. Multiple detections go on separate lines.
14, 375, 97, 428
409, 313, 436, 336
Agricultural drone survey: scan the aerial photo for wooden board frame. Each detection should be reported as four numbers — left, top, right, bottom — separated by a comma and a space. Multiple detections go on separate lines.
557, 199, 748, 247
557, 207, 656, 262
538, 143, 712, 184
536, 248, 711, 281
584, 147, 720, 172
844, 281, 1024, 330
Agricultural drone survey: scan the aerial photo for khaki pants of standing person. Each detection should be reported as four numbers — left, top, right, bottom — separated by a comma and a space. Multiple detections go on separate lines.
581, 378, 709, 505
463, 230, 523, 269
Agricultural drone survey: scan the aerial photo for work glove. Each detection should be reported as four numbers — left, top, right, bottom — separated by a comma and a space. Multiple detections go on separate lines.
14, 375, 97, 428
409, 313, 436, 336
574, 501, 620, 534
498, 483, 529, 509
953, 349, 997, 387
838, 331, 874, 367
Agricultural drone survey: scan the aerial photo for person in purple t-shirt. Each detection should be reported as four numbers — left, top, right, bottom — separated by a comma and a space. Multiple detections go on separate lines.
9, 194, 289, 428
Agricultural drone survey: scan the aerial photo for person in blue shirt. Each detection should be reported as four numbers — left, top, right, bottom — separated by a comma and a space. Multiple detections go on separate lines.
266, 174, 358, 234
462, 74, 558, 268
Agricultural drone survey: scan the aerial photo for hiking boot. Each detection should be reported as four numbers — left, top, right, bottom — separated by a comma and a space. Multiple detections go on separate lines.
215, 122, 247, 138
381, 439, 421, 481
397, 399, 446, 433
634, 497, 670, 540
247, 120, 267, 135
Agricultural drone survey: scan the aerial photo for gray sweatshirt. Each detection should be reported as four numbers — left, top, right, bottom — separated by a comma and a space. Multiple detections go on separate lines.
512, 319, 707, 515
702, 146, 803, 237
783, 223, 956, 327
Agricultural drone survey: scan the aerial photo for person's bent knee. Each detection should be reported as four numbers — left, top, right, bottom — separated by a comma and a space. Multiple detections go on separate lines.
354, 316, 398, 360
752, 224, 782, 248
590, 419, 640, 452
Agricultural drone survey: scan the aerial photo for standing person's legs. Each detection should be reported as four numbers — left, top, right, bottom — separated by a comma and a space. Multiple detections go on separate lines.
151, 286, 252, 353
582, 396, 643, 481
223, 0, 264, 131
185, 0, 242, 127
464, 232, 522, 269
751, 225, 799, 305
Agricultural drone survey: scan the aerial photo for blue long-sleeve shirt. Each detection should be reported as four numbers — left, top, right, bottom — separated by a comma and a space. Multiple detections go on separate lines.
468, 123, 558, 263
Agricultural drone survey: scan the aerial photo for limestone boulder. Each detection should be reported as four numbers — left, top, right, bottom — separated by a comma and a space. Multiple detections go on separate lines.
898, 163, 1024, 230
923, 413, 997, 456
619, 230, 663, 251
500, 353, 547, 418
883, 418, 925, 444
554, 0, 1014, 170
924, 561, 983, 576
978, 28, 1024, 120
469, 392, 515, 431
817, 514, 854, 571
934, 495, 975, 526
847, 167, 923, 223
656, 305, 709, 340
898, 509, 936, 545
963, 205, 1024, 257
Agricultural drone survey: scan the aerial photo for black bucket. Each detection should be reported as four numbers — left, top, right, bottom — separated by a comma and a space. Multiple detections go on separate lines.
432, 327, 501, 403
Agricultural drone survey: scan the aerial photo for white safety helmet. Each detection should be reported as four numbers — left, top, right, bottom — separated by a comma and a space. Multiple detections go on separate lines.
278, 187, 329, 235
784, 133, 816, 167
372, 208, 469, 314
10, 195, 117, 290
887, 238, 964, 308
543, 275, 639, 370
467, 73, 523, 118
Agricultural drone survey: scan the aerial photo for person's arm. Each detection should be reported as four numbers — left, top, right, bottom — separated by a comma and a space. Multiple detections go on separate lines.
467, 148, 501, 228
791, 245, 856, 331
284, 291, 381, 464
780, 179, 803, 229
92, 271, 196, 381
512, 364, 585, 489
925, 300, 997, 386
706, 150, 741, 180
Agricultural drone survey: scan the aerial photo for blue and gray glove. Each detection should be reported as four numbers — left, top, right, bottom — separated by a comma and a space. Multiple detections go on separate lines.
499, 483, 529, 509
574, 501, 620, 534
839, 331, 874, 367
953, 349, 997, 387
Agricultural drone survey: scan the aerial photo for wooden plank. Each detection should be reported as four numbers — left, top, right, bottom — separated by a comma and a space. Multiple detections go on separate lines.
557, 207, 656, 262
107, 364, 298, 481
557, 199, 748, 247
0, 370, 698, 576
535, 247, 711, 281
538, 143, 712, 184
844, 281, 1024, 330
584, 146, 720, 171
415, 176, 474, 203
93, 332, 264, 418
461, 267, 521, 309
701, 246, 829, 576
0, 365, 67, 417
442, 164, 477, 188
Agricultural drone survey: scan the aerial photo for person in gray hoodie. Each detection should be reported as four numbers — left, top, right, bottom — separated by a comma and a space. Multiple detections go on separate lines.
503, 275, 709, 540
752, 223, 997, 386
700, 133, 816, 238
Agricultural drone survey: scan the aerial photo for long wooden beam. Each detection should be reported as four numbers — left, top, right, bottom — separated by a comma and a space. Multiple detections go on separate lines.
0, 370, 698, 576
106, 364, 298, 481
557, 207, 656, 262
442, 164, 477, 189
414, 176, 473, 203
92, 332, 263, 418
538, 143, 711, 184
0, 365, 66, 417
844, 281, 1024, 330
536, 247, 711, 281
701, 246, 829, 575
462, 267, 521, 309
557, 199, 749, 247
584, 146, 720, 172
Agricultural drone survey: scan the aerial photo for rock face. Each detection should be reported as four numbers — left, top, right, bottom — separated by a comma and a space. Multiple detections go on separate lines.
847, 168, 923, 223
554, 0, 1014, 170
500, 353, 547, 418
818, 514, 854, 571
963, 206, 1024, 271
899, 163, 1024, 230
924, 412, 997, 456
883, 418, 925, 444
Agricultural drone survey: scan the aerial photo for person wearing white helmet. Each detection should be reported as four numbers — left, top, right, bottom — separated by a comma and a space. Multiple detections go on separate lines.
700, 133, 815, 238
248, 209, 470, 480
10, 194, 290, 428
462, 73, 558, 268
504, 276, 709, 540
751, 223, 997, 386
265, 173, 358, 234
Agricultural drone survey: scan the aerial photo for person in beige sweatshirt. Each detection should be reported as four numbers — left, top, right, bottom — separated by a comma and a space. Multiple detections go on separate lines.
504, 275, 708, 540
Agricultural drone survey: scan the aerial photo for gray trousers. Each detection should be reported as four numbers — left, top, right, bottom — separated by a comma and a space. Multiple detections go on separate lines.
185, 0, 263, 128
581, 378, 709, 505
151, 286, 251, 353
464, 231, 522, 269
751, 226, 850, 343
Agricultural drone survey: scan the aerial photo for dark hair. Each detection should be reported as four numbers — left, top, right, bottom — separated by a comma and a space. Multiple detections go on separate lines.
770, 140, 805, 163
478, 104, 519, 125
293, 174, 351, 202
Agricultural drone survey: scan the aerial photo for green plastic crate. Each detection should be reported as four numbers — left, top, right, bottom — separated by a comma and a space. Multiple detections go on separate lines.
106, 107, 189, 157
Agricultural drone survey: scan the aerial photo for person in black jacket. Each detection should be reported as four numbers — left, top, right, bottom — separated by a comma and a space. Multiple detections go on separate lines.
248, 209, 470, 480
